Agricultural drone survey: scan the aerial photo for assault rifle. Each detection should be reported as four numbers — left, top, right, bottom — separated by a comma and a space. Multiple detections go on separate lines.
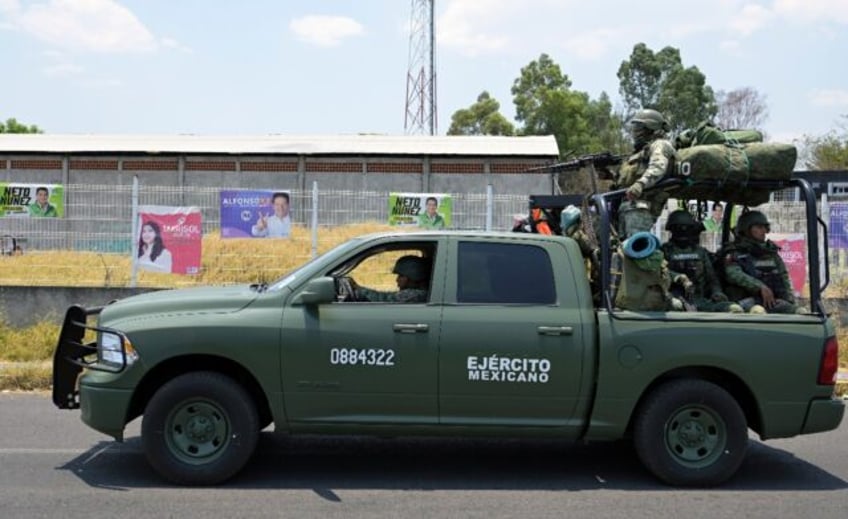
526, 151, 624, 176
527, 151, 625, 197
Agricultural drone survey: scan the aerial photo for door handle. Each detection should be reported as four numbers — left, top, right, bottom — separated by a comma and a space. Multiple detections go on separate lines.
537, 326, 573, 336
393, 323, 429, 334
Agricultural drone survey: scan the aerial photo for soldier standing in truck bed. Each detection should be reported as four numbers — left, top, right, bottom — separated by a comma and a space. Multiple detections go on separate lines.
615, 109, 676, 238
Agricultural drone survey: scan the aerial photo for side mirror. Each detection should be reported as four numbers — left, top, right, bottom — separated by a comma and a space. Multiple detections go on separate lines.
291, 277, 337, 305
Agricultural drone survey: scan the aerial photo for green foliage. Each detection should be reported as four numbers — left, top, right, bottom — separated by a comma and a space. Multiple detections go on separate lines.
617, 43, 717, 134
511, 53, 622, 156
0, 117, 42, 134
801, 116, 848, 170
447, 91, 515, 136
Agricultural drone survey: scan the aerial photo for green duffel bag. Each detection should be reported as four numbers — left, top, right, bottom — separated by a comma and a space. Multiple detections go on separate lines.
614, 248, 671, 312
723, 128, 764, 144
672, 142, 796, 205
676, 121, 765, 149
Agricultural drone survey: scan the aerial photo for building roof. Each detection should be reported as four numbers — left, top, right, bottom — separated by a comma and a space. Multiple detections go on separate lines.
0, 134, 560, 157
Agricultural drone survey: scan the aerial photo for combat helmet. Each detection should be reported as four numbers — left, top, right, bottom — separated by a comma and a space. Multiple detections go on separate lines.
629, 109, 670, 133
392, 255, 429, 282
665, 210, 703, 234
736, 210, 771, 236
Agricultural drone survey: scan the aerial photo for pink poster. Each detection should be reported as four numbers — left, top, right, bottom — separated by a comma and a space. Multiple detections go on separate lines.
770, 233, 806, 296
136, 205, 202, 275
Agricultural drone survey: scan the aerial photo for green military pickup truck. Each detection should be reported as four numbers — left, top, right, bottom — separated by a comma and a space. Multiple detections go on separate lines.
53, 178, 843, 487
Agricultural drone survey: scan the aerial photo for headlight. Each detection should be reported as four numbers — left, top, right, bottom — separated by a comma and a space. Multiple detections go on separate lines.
98, 331, 138, 369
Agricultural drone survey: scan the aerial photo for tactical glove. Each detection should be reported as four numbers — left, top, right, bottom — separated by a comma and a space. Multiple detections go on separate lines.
711, 292, 729, 303
673, 274, 695, 299
625, 181, 644, 200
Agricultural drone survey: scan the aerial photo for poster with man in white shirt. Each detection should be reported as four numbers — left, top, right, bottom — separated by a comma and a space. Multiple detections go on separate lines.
251, 191, 291, 238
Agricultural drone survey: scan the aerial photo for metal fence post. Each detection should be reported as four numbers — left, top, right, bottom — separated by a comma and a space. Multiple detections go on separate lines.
311, 181, 319, 259
130, 176, 139, 288
485, 184, 493, 232
822, 192, 830, 287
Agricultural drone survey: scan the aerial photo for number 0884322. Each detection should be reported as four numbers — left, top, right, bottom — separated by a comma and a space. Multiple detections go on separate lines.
329, 348, 395, 366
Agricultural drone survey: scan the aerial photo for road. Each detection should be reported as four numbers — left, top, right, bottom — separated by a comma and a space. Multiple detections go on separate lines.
1, 393, 846, 518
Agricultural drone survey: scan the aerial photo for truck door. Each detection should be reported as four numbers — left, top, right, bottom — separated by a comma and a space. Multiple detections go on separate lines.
281, 241, 442, 426
438, 239, 587, 432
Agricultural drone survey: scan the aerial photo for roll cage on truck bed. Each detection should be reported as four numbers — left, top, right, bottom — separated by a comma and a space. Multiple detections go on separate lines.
527, 176, 830, 316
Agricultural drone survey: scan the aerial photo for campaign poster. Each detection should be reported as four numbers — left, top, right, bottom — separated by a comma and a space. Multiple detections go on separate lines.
829, 202, 848, 250
388, 193, 452, 229
0, 183, 64, 218
771, 233, 807, 296
220, 189, 291, 238
136, 205, 202, 275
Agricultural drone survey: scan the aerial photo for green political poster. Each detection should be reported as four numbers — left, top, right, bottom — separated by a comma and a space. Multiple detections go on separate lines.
0, 183, 64, 218
388, 193, 452, 229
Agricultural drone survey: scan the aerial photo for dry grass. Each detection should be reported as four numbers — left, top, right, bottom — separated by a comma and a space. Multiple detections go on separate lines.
0, 318, 58, 362
0, 362, 51, 392
1, 221, 847, 393
0, 222, 401, 288
2, 320, 846, 393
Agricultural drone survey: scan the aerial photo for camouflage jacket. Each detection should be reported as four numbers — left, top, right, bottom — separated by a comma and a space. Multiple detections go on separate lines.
721, 237, 794, 303
616, 138, 676, 216
355, 286, 428, 303
661, 242, 724, 302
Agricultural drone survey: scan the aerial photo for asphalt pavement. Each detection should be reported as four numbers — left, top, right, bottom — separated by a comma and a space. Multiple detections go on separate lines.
1, 392, 846, 519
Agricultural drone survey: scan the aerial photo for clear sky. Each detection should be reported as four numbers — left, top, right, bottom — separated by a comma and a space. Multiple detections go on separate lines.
1, 0, 846, 145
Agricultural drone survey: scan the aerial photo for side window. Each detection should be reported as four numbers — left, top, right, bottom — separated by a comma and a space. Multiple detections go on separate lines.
338, 244, 435, 304
457, 242, 556, 304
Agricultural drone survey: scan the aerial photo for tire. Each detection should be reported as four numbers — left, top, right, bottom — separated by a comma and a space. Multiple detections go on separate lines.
633, 379, 748, 487
142, 371, 260, 485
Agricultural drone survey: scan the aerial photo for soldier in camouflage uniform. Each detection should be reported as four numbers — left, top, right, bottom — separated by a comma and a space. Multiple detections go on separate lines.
615, 109, 676, 238
661, 210, 742, 312
721, 211, 797, 314
352, 255, 430, 303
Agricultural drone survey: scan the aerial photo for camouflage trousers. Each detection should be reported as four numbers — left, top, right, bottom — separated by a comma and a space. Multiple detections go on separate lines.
617, 200, 655, 238
693, 298, 742, 312
738, 296, 797, 314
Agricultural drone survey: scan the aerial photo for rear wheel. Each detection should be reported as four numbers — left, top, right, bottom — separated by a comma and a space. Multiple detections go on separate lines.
633, 379, 748, 486
142, 371, 259, 485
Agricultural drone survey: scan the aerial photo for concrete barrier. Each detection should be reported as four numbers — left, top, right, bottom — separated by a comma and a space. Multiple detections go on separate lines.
1, 285, 847, 329
0, 286, 161, 327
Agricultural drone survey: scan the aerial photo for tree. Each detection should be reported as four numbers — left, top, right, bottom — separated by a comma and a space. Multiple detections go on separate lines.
510, 54, 624, 195
617, 43, 716, 133
0, 118, 42, 134
715, 87, 769, 130
586, 92, 628, 153
511, 53, 618, 155
800, 116, 848, 170
447, 91, 515, 136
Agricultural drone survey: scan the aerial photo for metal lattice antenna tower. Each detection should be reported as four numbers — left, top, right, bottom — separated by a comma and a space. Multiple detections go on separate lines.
404, 0, 436, 135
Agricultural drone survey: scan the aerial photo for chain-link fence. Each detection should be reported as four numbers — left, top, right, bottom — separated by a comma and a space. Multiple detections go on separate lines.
0, 183, 529, 287
2, 182, 847, 294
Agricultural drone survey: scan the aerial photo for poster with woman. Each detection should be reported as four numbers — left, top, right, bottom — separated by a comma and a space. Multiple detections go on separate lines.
135, 205, 202, 275
770, 233, 807, 297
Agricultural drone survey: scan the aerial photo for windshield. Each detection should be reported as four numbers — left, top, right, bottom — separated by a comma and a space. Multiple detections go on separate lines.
266, 235, 370, 291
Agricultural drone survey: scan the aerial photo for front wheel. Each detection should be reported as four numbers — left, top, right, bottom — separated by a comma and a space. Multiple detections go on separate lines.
633, 379, 748, 487
142, 371, 260, 485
